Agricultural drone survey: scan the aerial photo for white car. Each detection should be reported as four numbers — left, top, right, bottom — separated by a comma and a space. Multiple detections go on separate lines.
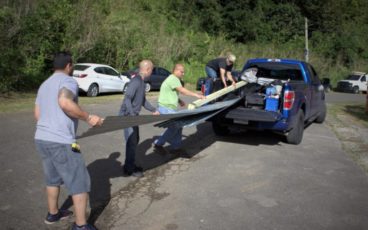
72, 63, 130, 97
336, 71, 367, 94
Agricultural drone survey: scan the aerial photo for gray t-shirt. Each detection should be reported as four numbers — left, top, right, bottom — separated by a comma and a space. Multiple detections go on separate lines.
35, 72, 79, 144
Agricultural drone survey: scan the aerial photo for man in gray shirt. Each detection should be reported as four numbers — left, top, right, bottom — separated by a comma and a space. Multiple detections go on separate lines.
119, 60, 159, 177
34, 52, 103, 230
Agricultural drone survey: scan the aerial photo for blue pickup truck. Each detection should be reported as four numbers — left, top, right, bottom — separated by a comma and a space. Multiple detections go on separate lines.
211, 58, 327, 145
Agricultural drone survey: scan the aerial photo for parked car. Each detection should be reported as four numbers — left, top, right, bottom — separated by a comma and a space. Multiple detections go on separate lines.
321, 78, 333, 92
73, 63, 130, 97
196, 70, 242, 90
210, 58, 326, 145
336, 72, 367, 94
122, 67, 171, 92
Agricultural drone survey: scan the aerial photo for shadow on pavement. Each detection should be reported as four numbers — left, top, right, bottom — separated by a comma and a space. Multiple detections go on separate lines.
135, 121, 290, 171
135, 123, 216, 171
60, 152, 123, 226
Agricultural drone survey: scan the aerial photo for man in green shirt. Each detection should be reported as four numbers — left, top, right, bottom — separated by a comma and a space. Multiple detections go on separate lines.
154, 64, 205, 152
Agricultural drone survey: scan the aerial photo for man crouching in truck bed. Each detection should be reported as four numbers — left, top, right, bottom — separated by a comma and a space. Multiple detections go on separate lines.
211, 58, 327, 145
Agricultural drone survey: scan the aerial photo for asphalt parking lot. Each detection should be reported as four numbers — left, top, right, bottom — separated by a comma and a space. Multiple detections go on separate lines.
0, 92, 367, 230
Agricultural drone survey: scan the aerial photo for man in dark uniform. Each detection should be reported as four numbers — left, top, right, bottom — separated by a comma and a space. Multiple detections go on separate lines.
119, 60, 159, 177
204, 53, 237, 96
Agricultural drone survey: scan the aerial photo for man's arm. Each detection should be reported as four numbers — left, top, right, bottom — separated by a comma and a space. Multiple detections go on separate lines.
220, 68, 227, 87
58, 87, 102, 126
175, 86, 205, 99
226, 71, 236, 87
34, 104, 40, 121
123, 81, 137, 116
143, 96, 158, 114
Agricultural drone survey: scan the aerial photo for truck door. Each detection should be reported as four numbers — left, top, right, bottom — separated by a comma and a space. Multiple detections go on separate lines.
359, 75, 367, 91
306, 64, 324, 117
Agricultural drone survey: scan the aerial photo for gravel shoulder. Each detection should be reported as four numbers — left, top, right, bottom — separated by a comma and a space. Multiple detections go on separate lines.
325, 103, 368, 173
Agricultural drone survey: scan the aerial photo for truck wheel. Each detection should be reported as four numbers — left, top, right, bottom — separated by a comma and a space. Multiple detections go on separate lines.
212, 120, 230, 136
145, 83, 151, 92
286, 110, 304, 145
87, 84, 99, 97
315, 103, 327, 124
122, 84, 129, 94
353, 86, 359, 94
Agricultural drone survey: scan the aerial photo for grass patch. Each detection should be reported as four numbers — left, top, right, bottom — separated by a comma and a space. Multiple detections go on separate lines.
0, 83, 199, 113
328, 103, 368, 128
0, 92, 132, 113
326, 102, 368, 174
0, 93, 37, 113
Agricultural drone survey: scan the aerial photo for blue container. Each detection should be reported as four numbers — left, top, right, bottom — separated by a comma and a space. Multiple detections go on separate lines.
265, 98, 279, 111
266, 86, 277, 96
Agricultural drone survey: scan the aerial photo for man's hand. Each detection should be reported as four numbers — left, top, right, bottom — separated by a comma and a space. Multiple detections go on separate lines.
87, 114, 103, 127
179, 99, 186, 107
231, 81, 236, 88
152, 111, 160, 115
196, 93, 206, 100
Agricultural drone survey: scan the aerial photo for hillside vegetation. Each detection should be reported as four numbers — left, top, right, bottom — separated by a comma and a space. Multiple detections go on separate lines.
1, 0, 368, 94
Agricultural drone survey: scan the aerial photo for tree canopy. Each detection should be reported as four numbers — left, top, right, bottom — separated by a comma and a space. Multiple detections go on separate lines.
1, 0, 367, 93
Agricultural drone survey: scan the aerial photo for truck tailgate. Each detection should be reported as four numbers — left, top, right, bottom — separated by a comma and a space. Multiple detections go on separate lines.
225, 107, 282, 122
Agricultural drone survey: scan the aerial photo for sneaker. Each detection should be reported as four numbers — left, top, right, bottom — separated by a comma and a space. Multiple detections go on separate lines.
44, 209, 73, 224
72, 223, 97, 230
122, 166, 144, 178
153, 144, 170, 154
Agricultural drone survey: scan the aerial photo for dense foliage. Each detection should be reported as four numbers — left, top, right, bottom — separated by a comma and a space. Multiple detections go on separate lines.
1, 0, 367, 93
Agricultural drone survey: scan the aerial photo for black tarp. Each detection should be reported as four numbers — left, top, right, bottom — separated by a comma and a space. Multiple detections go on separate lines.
77, 98, 241, 139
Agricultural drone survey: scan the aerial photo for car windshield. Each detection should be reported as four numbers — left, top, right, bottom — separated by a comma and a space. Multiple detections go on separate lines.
245, 62, 304, 81
74, 65, 90, 71
346, 75, 361, 80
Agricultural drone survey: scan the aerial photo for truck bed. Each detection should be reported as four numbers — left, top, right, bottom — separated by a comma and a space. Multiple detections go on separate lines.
224, 107, 282, 122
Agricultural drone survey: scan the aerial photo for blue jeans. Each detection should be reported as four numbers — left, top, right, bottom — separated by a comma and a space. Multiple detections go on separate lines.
123, 126, 139, 173
154, 106, 183, 149
204, 66, 218, 96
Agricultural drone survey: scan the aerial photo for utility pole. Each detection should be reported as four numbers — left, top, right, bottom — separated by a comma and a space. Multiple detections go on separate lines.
305, 17, 309, 62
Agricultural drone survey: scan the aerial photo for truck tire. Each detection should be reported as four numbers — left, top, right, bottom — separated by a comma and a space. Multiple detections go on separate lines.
145, 83, 151, 92
286, 110, 304, 145
212, 120, 230, 136
87, 84, 99, 97
353, 86, 359, 94
123, 83, 129, 94
315, 103, 327, 124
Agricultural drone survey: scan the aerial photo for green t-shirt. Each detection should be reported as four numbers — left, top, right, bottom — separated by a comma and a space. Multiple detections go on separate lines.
158, 74, 182, 110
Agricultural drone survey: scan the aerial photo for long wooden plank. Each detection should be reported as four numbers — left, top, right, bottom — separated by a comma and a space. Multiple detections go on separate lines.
188, 81, 247, 110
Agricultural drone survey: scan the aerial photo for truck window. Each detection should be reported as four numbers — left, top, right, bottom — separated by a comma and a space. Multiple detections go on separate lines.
247, 62, 304, 82
306, 64, 320, 84
361, 76, 366, 82
347, 75, 361, 80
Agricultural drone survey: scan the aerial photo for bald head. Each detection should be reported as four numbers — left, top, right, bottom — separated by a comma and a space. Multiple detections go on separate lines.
172, 64, 185, 78
139, 59, 154, 78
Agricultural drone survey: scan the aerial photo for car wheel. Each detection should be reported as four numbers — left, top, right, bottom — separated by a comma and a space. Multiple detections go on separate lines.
211, 117, 230, 136
315, 103, 326, 124
122, 84, 129, 94
286, 109, 304, 145
145, 83, 151, 93
353, 86, 359, 94
87, 84, 99, 97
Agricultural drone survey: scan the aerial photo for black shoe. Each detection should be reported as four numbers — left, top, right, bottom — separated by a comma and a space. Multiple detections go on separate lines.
44, 209, 73, 224
153, 144, 170, 154
134, 165, 143, 172
123, 167, 144, 178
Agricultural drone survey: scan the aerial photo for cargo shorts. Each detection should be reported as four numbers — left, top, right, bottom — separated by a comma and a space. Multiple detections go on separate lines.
35, 139, 91, 195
